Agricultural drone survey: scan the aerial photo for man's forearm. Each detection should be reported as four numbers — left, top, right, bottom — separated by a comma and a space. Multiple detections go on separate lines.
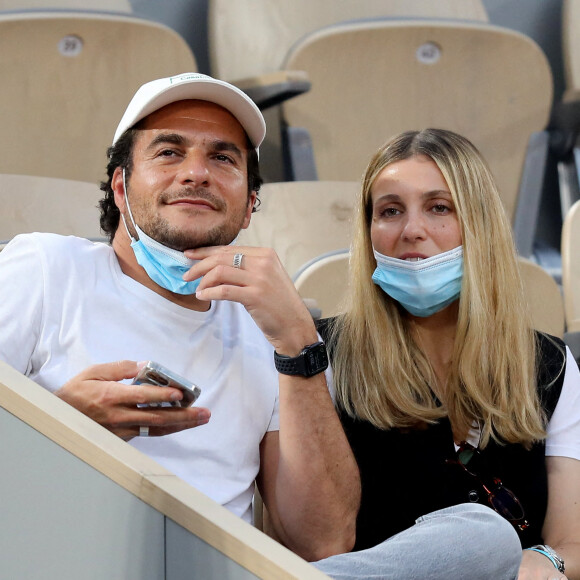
271, 372, 360, 561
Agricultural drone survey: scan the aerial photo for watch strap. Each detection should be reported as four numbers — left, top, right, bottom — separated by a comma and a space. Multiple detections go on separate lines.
274, 341, 328, 377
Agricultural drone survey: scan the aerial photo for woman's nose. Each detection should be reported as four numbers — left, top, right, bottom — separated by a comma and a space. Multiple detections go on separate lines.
401, 212, 427, 241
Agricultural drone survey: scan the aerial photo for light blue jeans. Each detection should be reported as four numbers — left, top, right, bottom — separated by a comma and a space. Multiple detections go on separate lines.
312, 504, 522, 580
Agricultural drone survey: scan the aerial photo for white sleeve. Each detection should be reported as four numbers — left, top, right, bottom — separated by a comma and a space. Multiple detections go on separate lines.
0, 235, 44, 374
545, 346, 580, 460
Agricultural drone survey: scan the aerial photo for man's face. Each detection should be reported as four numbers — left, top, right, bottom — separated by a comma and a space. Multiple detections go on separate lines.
114, 99, 256, 251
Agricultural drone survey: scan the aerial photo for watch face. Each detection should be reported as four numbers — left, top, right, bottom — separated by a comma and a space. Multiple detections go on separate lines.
306, 344, 328, 373
304, 342, 329, 376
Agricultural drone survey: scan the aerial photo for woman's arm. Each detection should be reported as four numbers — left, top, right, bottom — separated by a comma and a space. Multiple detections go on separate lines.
518, 456, 580, 579
518, 346, 580, 579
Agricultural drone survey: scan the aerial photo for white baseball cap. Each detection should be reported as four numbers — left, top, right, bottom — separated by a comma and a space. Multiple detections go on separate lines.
112, 72, 266, 151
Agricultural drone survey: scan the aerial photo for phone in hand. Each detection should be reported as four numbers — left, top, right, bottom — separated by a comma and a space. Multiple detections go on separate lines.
132, 361, 201, 408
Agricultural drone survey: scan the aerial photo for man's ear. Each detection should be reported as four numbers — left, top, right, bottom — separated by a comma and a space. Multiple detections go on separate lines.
111, 167, 126, 212
241, 191, 258, 230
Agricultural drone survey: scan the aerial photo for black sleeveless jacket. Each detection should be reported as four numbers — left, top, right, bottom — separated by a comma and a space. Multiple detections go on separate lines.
317, 319, 566, 551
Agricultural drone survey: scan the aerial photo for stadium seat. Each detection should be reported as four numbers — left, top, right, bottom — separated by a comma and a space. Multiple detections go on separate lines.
0, 174, 104, 243
551, 0, 580, 225
0, 11, 196, 185
282, 20, 552, 222
518, 257, 565, 339
293, 250, 350, 319
236, 181, 357, 277
209, 0, 488, 86
562, 199, 580, 357
0, 1, 130, 10
563, 0, 580, 102
207, 0, 489, 162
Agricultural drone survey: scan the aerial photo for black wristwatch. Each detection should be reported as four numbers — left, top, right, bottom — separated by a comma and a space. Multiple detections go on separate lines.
274, 341, 329, 377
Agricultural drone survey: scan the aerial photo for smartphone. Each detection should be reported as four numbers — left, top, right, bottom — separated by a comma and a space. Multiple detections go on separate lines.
132, 361, 201, 408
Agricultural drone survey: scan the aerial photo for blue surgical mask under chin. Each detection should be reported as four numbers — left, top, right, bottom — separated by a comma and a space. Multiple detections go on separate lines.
121, 169, 201, 295
371, 246, 463, 317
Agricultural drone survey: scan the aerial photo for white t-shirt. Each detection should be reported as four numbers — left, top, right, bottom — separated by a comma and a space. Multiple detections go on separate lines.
0, 233, 280, 522
545, 346, 580, 460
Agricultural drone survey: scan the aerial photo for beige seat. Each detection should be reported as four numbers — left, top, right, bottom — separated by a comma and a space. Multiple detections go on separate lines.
209, 0, 488, 82
554, 0, 580, 223
293, 250, 350, 319
0, 1, 130, 9
0, 11, 196, 185
0, 174, 104, 242
563, 0, 580, 103
294, 251, 565, 336
209, 1, 488, 181
518, 257, 565, 339
562, 200, 580, 334
237, 181, 358, 277
282, 20, 552, 225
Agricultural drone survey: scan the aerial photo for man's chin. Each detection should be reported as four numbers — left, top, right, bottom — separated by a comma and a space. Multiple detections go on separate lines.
163, 231, 238, 252
144, 213, 245, 252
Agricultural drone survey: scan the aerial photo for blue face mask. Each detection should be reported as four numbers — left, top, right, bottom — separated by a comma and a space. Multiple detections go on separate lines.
121, 169, 201, 295
372, 246, 463, 317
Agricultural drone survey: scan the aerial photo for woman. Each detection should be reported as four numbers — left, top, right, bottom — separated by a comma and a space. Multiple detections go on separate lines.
319, 129, 580, 579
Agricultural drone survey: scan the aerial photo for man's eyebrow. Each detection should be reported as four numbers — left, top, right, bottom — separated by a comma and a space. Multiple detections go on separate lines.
145, 132, 187, 150
209, 140, 244, 159
144, 134, 244, 159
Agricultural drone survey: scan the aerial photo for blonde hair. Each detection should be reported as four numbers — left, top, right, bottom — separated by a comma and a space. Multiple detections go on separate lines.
331, 129, 549, 447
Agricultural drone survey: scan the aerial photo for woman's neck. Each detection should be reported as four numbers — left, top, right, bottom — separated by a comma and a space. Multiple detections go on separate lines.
408, 301, 459, 395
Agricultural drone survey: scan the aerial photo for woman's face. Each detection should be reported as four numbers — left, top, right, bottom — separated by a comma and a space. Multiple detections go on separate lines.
370, 155, 462, 259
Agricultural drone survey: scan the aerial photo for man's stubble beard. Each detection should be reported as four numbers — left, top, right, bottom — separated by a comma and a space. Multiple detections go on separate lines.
131, 193, 251, 251
142, 215, 243, 251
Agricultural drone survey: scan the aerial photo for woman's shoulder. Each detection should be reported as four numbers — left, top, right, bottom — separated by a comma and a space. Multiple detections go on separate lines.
535, 331, 566, 379
535, 330, 565, 357
534, 331, 567, 419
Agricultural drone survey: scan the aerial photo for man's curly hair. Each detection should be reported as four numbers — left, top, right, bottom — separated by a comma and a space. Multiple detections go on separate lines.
98, 126, 263, 242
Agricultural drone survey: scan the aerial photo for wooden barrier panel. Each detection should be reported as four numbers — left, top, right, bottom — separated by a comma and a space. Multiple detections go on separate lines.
0, 362, 329, 579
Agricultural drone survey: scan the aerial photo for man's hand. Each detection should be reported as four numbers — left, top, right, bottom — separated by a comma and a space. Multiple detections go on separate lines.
185, 246, 318, 355
55, 360, 210, 440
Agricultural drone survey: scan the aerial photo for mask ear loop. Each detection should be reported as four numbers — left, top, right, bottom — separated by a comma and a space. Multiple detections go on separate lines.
120, 167, 139, 243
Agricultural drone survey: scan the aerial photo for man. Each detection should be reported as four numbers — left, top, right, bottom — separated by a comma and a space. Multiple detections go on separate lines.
0, 72, 359, 562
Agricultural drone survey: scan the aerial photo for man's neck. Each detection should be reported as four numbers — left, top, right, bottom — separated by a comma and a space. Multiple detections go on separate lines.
112, 231, 211, 312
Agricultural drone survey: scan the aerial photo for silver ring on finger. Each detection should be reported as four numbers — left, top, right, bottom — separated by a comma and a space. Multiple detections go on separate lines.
139, 426, 149, 437
232, 253, 244, 269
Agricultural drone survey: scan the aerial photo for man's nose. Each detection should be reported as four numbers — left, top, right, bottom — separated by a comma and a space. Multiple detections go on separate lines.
178, 152, 210, 185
